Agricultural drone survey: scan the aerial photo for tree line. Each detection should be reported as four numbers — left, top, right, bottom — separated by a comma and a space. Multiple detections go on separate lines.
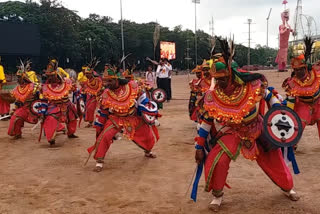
0, 0, 278, 73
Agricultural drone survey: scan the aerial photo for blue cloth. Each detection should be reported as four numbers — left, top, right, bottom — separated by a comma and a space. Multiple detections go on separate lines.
281, 147, 300, 174
191, 149, 206, 202
97, 109, 108, 118
195, 144, 204, 150
198, 128, 209, 139
94, 121, 103, 127
287, 147, 300, 174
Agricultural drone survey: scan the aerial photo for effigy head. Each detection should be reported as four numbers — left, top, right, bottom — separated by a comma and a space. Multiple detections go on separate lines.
281, 9, 290, 22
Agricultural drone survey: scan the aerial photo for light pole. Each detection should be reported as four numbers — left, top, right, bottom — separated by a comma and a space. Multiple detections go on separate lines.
120, 0, 125, 71
86, 37, 93, 60
266, 8, 272, 48
192, 0, 200, 65
247, 19, 252, 66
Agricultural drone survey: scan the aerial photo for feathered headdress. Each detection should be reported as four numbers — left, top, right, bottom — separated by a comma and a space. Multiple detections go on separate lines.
86, 57, 100, 74
209, 37, 236, 78
124, 63, 135, 80
103, 64, 123, 79
291, 36, 314, 69
210, 37, 263, 84
16, 60, 32, 82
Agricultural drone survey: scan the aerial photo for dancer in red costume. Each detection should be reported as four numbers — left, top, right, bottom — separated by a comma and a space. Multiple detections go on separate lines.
87, 65, 160, 172
41, 60, 78, 146
0, 59, 10, 119
283, 37, 320, 139
189, 62, 211, 122
8, 61, 40, 139
82, 59, 103, 128
193, 38, 299, 212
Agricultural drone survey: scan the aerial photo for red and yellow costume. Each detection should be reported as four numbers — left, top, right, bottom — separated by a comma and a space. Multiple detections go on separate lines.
189, 63, 211, 122
193, 41, 296, 207
283, 51, 320, 139
8, 63, 40, 137
87, 66, 159, 165
82, 68, 103, 124
41, 60, 78, 144
0, 63, 10, 115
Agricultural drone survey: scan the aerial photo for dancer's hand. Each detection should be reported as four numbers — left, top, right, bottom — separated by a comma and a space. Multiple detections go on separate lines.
195, 149, 204, 164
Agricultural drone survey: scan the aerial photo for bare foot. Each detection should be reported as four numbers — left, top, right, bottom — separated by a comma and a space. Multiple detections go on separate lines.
93, 166, 103, 172
284, 189, 300, 201
68, 134, 79, 138
145, 151, 157, 158
13, 135, 22, 140
208, 195, 223, 212
93, 162, 103, 172
208, 204, 220, 212
85, 123, 92, 128
49, 140, 56, 147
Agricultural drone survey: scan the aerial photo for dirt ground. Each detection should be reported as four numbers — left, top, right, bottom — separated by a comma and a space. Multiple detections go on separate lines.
0, 71, 320, 214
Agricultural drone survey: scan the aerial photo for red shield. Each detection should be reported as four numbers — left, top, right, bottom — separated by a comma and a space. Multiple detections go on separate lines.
151, 88, 167, 103
263, 106, 302, 148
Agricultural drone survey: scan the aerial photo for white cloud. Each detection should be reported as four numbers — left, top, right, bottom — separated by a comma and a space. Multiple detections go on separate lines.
2, 0, 319, 48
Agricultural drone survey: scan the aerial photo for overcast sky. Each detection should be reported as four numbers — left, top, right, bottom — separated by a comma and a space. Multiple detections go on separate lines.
3, 0, 320, 48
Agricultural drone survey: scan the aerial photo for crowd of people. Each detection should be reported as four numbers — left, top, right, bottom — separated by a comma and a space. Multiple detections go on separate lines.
0, 57, 170, 171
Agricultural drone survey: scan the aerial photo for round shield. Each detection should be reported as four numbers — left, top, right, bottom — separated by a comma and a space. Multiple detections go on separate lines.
151, 88, 167, 103
30, 100, 45, 115
140, 101, 158, 125
263, 106, 303, 148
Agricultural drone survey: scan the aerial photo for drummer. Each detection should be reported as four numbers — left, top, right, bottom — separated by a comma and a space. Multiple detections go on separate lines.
0, 59, 10, 120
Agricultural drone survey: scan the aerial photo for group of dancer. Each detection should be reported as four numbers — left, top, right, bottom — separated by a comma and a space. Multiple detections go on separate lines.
3, 58, 163, 172
1, 1, 319, 210
188, 36, 320, 211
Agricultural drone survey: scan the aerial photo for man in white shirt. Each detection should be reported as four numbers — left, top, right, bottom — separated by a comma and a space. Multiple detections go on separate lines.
156, 59, 172, 102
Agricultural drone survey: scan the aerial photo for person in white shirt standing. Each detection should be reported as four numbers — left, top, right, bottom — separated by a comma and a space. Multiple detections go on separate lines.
156, 58, 171, 102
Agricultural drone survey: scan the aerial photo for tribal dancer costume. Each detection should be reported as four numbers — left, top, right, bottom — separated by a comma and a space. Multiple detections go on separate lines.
0, 61, 10, 117
87, 66, 160, 172
189, 63, 211, 122
283, 37, 320, 139
193, 38, 299, 212
82, 60, 103, 128
41, 59, 78, 146
8, 61, 40, 139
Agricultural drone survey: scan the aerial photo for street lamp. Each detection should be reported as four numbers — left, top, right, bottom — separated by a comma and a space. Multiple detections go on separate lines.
192, 0, 200, 65
86, 37, 93, 60
266, 8, 272, 48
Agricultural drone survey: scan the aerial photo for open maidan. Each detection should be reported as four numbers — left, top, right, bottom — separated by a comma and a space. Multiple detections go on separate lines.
0, 0, 319, 213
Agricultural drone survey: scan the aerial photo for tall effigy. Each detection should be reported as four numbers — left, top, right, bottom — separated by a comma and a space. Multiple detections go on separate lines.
275, 0, 296, 72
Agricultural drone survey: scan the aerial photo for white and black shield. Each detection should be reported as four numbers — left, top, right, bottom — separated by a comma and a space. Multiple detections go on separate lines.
151, 88, 167, 103
263, 106, 303, 148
